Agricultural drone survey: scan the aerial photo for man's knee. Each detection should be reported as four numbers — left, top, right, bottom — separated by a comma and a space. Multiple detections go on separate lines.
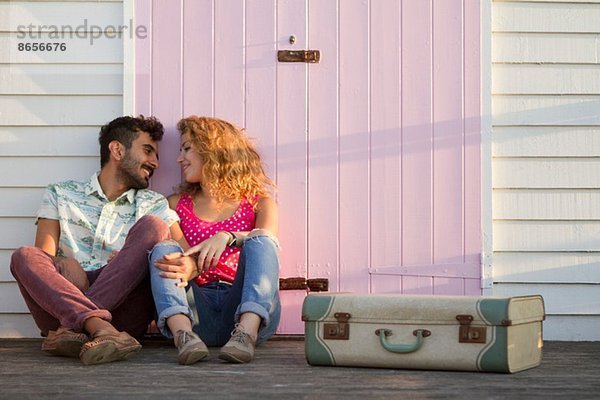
10, 246, 43, 276
132, 215, 171, 242
137, 215, 169, 232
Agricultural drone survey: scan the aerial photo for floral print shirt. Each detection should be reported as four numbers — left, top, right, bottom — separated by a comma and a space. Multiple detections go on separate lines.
37, 172, 179, 271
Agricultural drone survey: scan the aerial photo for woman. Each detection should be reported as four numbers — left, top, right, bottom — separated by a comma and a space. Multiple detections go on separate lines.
148, 116, 280, 365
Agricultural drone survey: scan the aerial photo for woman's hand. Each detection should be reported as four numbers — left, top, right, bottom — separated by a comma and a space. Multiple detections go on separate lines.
154, 252, 197, 288
183, 231, 231, 273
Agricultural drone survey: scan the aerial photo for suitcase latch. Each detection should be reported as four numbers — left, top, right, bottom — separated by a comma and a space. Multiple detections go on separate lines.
324, 312, 351, 340
456, 315, 486, 344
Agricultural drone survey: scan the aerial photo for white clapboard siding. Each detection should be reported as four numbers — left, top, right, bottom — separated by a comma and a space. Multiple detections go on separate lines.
493, 2, 600, 33
0, 187, 45, 217
0, 95, 122, 125
0, 0, 123, 338
0, 157, 99, 187
493, 0, 600, 340
494, 220, 600, 252
0, 218, 36, 250
543, 315, 600, 341
493, 127, 600, 157
0, 314, 39, 338
0, 283, 29, 313
493, 95, 600, 126
0, 1, 122, 30
0, 127, 100, 156
493, 283, 600, 314
0, 64, 122, 95
0, 250, 17, 281
493, 158, 600, 189
494, 252, 600, 283
493, 33, 600, 64
493, 65, 600, 95
494, 189, 600, 220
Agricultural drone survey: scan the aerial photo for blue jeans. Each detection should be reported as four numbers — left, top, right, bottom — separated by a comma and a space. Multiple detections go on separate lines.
148, 235, 281, 347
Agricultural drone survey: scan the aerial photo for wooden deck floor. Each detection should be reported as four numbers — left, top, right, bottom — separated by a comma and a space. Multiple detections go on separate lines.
0, 339, 598, 399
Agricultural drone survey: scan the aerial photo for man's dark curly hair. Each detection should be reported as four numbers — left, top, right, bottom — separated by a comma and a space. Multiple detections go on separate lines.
98, 115, 164, 167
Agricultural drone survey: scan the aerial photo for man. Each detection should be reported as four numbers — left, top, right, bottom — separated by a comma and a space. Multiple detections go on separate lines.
10, 116, 179, 365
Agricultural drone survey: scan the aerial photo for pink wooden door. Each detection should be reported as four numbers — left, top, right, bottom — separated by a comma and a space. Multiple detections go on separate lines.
134, 0, 481, 334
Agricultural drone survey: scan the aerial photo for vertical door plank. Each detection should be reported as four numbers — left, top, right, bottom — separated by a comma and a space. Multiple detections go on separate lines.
214, 0, 245, 125
432, 0, 464, 273
464, 0, 481, 294
433, 277, 465, 295
371, 275, 402, 294
339, 0, 370, 293
276, 0, 308, 333
151, 0, 182, 195
464, 277, 480, 295
402, 276, 434, 295
135, 0, 152, 116
183, 0, 214, 117
401, 0, 433, 269
307, 0, 339, 291
245, 0, 277, 181
370, 0, 402, 275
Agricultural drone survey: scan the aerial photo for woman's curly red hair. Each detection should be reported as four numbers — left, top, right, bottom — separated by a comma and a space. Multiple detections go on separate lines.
177, 116, 275, 209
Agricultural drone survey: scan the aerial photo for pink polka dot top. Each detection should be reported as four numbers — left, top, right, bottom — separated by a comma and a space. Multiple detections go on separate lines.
176, 193, 256, 285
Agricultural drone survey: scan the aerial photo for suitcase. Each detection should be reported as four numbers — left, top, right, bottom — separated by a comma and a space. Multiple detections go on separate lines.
302, 293, 545, 373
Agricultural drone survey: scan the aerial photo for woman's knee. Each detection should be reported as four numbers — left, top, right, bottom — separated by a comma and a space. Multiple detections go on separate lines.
148, 240, 183, 267
244, 229, 280, 249
150, 239, 182, 254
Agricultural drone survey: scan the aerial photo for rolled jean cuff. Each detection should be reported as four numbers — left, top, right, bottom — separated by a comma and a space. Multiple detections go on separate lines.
236, 301, 270, 329
74, 309, 112, 332
156, 305, 193, 339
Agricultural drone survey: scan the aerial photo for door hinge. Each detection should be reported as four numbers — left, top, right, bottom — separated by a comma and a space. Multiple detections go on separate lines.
279, 277, 329, 292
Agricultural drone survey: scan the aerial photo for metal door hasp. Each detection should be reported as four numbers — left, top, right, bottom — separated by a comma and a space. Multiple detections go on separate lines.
277, 50, 320, 63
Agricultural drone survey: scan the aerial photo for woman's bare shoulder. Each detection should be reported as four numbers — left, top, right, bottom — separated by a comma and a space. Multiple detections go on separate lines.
166, 193, 181, 210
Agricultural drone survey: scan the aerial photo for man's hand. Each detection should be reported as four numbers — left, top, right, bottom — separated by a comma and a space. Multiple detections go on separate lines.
107, 250, 120, 263
154, 252, 197, 288
54, 257, 89, 292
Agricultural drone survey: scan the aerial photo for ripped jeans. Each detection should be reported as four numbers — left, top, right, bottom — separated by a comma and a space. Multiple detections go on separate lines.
148, 234, 281, 346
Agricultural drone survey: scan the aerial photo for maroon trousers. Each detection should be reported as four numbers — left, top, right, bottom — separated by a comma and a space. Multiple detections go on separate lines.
10, 215, 170, 339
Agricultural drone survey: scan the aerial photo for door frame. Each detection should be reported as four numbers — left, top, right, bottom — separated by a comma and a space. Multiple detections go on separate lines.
481, 0, 493, 295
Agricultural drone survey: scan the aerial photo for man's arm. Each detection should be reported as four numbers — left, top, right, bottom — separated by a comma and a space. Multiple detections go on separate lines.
34, 218, 60, 256
35, 218, 89, 291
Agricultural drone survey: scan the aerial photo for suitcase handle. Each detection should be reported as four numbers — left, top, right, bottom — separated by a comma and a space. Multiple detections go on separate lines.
375, 329, 431, 354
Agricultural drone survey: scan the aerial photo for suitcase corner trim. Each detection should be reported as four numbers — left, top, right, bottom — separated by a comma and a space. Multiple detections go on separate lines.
303, 294, 337, 366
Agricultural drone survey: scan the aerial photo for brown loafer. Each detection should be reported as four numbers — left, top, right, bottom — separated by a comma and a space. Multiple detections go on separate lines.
79, 330, 141, 365
42, 327, 88, 358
